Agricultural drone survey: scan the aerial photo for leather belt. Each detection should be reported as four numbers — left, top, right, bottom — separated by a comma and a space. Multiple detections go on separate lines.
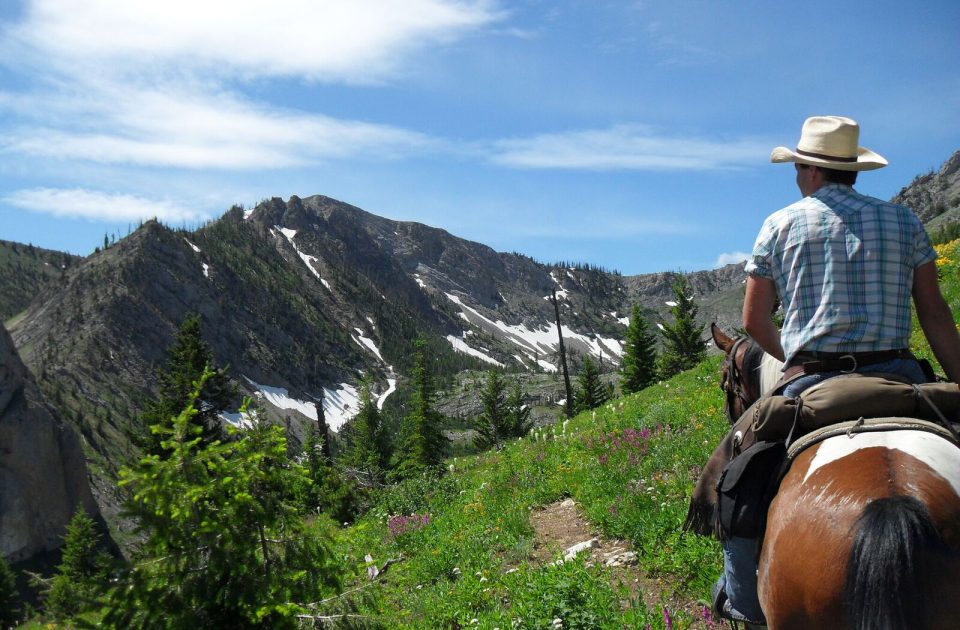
789, 349, 913, 375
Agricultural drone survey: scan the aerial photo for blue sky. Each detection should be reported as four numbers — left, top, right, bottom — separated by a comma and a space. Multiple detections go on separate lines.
1, 1, 958, 275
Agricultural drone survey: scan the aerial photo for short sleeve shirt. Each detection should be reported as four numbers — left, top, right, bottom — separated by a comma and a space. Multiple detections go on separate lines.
744, 184, 936, 365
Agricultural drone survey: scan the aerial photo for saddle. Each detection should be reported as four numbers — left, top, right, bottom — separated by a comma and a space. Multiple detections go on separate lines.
684, 373, 960, 538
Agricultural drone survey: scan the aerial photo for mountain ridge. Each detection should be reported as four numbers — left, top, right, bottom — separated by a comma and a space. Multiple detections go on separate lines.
5, 149, 956, 549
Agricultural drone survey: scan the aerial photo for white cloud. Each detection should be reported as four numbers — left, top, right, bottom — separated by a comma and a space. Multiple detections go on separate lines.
715, 251, 750, 267
2, 85, 436, 169
6, 0, 503, 84
489, 124, 768, 171
0, 1, 494, 170
4, 188, 206, 222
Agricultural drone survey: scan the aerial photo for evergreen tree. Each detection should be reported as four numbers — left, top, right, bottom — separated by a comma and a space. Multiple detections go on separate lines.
393, 336, 449, 477
473, 370, 508, 451
504, 380, 533, 440
341, 380, 389, 477
44, 507, 112, 619
303, 424, 358, 522
574, 356, 609, 413
104, 373, 342, 628
656, 274, 708, 378
620, 304, 658, 394
0, 554, 18, 629
140, 313, 233, 456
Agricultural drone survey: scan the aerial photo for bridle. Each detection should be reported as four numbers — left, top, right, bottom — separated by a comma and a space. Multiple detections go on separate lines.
720, 336, 759, 423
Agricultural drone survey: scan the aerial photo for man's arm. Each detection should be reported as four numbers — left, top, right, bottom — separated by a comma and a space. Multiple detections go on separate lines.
743, 275, 785, 362
912, 261, 960, 383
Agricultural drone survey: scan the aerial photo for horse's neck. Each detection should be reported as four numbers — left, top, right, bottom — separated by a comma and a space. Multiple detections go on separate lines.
758, 353, 785, 396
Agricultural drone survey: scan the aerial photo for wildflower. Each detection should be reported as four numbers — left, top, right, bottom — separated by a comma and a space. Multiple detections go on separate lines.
701, 605, 716, 629
662, 606, 673, 630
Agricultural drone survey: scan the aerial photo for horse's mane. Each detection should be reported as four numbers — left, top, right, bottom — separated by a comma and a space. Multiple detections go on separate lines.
740, 340, 784, 398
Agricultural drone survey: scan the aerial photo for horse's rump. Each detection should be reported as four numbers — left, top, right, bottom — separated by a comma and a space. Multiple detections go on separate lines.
760, 428, 960, 629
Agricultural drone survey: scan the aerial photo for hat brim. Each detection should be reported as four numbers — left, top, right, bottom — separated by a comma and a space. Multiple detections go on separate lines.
770, 146, 888, 171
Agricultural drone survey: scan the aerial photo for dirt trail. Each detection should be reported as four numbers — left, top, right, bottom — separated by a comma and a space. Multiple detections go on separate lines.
529, 498, 717, 628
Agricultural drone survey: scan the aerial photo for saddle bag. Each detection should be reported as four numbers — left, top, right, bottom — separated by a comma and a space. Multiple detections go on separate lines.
715, 440, 786, 540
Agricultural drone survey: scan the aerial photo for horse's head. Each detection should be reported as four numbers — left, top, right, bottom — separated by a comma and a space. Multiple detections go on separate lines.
711, 323, 766, 423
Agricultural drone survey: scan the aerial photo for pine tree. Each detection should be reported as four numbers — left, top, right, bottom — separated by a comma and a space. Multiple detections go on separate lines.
473, 370, 508, 451
656, 274, 708, 378
393, 336, 449, 477
620, 304, 658, 394
140, 313, 233, 457
0, 554, 18, 629
104, 373, 342, 627
341, 380, 389, 481
44, 507, 111, 619
574, 356, 609, 413
504, 380, 532, 439
303, 424, 358, 522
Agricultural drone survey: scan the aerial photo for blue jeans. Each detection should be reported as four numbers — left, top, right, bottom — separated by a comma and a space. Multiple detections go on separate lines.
719, 536, 765, 622
721, 357, 927, 622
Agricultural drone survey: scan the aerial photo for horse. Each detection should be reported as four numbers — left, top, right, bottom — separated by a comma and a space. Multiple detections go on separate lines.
710, 323, 960, 629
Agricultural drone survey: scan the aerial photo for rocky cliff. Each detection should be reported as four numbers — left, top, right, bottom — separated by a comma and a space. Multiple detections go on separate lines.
0, 323, 100, 562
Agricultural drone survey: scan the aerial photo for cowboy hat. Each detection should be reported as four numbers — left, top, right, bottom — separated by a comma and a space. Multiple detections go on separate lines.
770, 116, 887, 171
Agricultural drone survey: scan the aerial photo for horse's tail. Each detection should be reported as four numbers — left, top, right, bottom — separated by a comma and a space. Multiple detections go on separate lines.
844, 494, 942, 630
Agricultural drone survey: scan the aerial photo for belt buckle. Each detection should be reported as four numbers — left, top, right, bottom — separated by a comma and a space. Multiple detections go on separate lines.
839, 354, 857, 373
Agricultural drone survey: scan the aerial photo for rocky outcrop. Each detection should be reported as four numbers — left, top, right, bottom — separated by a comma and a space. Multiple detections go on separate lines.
892, 150, 960, 223
0, 323, 99, 562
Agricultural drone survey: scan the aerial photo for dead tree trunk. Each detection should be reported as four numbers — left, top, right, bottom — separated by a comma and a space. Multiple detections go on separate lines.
552, 288, 574, 418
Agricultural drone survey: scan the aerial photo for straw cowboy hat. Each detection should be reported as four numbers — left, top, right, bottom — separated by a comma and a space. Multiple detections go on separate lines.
770, 116, 887, 171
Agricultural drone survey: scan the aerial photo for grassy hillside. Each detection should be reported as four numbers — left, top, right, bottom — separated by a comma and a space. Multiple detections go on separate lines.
319, 238, 960, 629
328, 358, 729, 628
910, 238, 960, 371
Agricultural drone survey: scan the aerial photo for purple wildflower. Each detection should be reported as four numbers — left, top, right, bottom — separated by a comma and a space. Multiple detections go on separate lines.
662, 606, 673, 630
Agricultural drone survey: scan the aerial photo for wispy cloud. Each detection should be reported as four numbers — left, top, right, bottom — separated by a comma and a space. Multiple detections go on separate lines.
4, 0, 503, 84
489, 124, 768, 171
4, 188, 205, 222
715, 251, 750, 267
2, 84, 437, 169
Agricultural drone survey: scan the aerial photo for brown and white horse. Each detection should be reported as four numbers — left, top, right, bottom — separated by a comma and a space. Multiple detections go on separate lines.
711, 324, 960, 630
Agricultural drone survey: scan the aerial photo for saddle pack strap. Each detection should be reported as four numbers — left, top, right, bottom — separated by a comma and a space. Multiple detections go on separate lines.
786, 417, 960, 460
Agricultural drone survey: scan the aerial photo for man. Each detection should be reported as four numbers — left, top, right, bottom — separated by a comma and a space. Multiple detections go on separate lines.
714, 115, 960, 624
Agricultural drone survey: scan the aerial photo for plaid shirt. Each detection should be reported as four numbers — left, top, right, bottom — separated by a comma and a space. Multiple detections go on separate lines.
745, 184, 935, 365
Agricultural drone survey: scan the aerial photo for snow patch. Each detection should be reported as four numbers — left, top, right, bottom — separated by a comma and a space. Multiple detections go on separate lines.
184, 238, 201, 253
377, 378, 397, 411
244, 377, 359, 433
276, 225, 329, 286
202, 262, 210, 278
353, 329, 385, 363
665, 301, 678, 307
446, 334, 504, 367
444, 292, 622, 362
220, 410, 253, 429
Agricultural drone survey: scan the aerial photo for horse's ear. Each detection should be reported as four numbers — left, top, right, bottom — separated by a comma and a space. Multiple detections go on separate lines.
711, 322, 735, 353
